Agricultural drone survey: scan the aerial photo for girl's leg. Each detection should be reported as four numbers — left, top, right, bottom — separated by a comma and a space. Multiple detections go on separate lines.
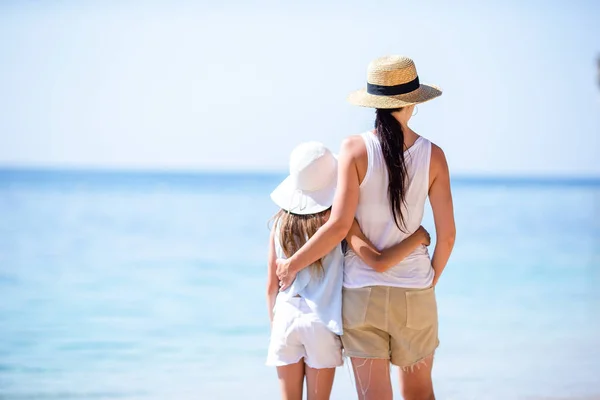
304, 364, 336, 400
350, 357, 393, 400
276, 360, 305, 400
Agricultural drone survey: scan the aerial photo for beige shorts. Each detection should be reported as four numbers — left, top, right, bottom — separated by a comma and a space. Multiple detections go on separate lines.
341, 285, 439, 368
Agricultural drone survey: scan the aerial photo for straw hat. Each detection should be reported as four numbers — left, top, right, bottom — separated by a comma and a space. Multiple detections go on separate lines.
271, 142, 337, 215
348, 56, 442, 109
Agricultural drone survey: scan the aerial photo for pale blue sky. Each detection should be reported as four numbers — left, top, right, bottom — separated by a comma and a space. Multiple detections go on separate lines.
1, 0, 599, 176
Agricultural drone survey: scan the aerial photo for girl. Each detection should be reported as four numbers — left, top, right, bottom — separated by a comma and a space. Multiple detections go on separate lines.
266, 141, 431, 400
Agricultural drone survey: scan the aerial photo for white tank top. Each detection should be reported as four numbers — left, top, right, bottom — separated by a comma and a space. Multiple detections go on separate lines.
343, 131, 434, 289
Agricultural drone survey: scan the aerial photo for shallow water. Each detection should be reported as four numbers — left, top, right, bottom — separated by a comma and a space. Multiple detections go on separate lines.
0, 170, 599, 399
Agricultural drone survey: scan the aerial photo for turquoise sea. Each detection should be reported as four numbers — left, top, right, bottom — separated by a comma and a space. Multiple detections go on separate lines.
0, 169, 599, 400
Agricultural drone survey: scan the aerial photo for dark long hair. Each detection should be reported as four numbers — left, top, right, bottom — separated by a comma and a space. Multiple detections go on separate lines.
375, 108, 409, 232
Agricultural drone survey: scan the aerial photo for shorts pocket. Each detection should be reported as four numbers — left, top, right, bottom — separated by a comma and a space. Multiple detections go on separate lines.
342, 287, 371, 329
405, 287, 438, 330
270, 302, 295, 345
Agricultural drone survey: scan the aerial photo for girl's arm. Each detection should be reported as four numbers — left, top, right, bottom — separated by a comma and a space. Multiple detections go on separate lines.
276, 137, 363, 290
266, 228, 279, 323
428, 144, 456, 286
346, 219, 430, 273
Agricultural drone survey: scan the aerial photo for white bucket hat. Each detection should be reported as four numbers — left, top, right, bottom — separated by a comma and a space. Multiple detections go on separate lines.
271, 141, 337, 215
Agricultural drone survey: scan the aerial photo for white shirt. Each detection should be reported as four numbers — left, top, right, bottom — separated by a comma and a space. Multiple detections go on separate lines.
275, 224, 344, 335
343, 131, 434, 289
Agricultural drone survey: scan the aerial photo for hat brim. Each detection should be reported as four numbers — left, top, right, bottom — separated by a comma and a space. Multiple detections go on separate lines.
270, 175, 337, 215
347, 83, 442, 109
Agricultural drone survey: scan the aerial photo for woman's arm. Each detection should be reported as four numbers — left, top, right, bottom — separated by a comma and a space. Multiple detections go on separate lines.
429, 144, 456, 286
276, 137, 364, 290
346, 220, 430, 273
266, 228, 279, 323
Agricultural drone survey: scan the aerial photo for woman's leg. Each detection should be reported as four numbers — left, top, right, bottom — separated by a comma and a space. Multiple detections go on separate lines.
350, 357, 393, 400
304, 365, 336, 400
276, 360, 305, 400
398, 354, 435, 400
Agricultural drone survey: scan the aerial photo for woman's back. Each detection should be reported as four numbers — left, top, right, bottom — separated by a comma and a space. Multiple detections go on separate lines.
343, 130, 434, 289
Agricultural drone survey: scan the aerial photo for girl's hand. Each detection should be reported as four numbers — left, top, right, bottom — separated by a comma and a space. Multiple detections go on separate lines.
345, 218, 361, 241
415, 226, 431, 246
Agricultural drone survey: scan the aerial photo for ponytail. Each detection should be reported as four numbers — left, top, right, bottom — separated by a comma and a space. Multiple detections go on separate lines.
375, 108, 408, 232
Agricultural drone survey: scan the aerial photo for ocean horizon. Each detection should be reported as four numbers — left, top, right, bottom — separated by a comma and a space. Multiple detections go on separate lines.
2, 167, 600, 186
1, 167, 599, 399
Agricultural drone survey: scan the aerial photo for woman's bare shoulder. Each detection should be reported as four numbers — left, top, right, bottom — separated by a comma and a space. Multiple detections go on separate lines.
340, 134, 368, 159
428, 141, 449, 182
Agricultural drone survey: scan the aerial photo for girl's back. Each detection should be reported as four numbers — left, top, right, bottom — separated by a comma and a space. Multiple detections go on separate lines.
273, 219, 343, 335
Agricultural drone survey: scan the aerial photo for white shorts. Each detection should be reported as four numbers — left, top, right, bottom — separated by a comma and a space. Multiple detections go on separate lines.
266, 297, 343, 369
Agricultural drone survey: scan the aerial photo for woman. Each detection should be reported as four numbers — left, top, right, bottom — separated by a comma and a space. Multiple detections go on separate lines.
276, 55, 456, 400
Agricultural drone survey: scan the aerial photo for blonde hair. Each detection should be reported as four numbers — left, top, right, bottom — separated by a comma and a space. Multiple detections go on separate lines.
272, 209, 329, 277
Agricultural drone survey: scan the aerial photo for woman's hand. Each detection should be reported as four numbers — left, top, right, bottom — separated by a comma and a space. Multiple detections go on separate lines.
276, 258, 297, 291
415, 225, 431, 246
